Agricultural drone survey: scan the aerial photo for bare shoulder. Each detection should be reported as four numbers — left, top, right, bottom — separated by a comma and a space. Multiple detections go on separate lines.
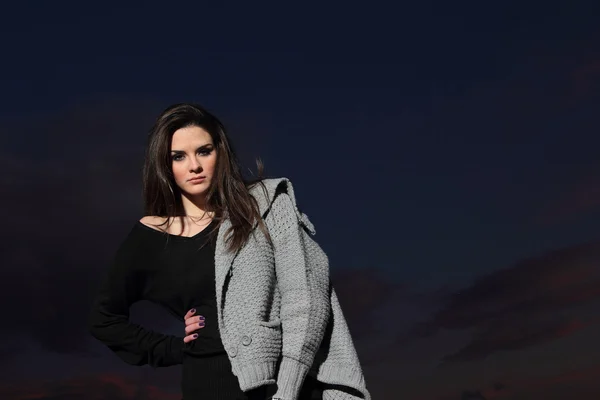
139, 215, 169, 232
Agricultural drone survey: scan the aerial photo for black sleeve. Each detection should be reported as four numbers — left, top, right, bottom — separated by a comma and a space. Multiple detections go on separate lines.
87, 226, 184, 367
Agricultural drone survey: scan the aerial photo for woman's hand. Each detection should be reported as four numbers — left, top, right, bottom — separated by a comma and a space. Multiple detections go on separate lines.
183, 308, 205, 343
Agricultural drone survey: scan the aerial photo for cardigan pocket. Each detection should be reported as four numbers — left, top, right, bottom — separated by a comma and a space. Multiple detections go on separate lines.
253, 319, 282, 358
258, 318, 282, 329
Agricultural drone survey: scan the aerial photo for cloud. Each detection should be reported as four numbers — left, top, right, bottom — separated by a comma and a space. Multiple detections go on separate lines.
441, 317, 591, 363
427, 364, 600, 400
411, 241, 600, 363
330, 267, 398, 339
0, 372, 181, 400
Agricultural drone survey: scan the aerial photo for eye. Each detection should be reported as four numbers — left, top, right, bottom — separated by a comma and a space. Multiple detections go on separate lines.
172, 154, 184, 161
198, 148, 213, 156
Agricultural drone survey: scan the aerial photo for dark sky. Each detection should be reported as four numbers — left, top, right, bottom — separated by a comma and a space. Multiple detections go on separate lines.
2, 1, 600, 399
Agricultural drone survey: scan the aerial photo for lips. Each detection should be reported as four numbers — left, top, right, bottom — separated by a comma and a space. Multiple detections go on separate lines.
188, 177, 206, 183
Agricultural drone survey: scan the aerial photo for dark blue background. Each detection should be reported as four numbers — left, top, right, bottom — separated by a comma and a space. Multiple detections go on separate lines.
1, 1, 599, 399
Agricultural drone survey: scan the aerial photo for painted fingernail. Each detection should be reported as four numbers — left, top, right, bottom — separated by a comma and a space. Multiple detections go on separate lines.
199, 322, 205, 327
190, 308, 196, 314
193, 334, 198, 338
199, 315, 205, 320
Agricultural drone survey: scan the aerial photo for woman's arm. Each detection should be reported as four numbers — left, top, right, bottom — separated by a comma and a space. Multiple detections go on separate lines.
87, 230, 184, 367
267, 191, 332, 400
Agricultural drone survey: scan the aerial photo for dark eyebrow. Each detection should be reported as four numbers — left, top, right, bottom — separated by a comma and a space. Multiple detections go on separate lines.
170, 144, 213, 154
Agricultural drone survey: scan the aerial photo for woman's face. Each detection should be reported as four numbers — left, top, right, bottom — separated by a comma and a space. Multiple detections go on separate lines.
170, 125, 217, 201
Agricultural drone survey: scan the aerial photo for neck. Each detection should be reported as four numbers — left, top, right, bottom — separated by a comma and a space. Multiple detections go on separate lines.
180, 193, 210, 217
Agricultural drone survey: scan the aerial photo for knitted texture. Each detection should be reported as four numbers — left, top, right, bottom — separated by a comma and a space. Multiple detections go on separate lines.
265, 191, 331, 399
214, 178, 370, 400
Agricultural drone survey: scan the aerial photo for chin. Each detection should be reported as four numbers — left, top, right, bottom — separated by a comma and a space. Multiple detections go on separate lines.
182, 183, 209, 196
187, 187, 208, 196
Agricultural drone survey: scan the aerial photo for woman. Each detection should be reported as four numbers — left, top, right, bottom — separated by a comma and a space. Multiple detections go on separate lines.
87, 103, 370, 400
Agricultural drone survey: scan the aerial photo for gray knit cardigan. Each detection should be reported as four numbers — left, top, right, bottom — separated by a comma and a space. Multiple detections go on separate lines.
216, 178, 370, 400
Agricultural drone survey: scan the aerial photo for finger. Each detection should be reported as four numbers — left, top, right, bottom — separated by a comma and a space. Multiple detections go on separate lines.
185, 320, 205, 335
185, 321, 205, 335
184, 308, 196, 320
183, 333, 199, 344
186, 314, 205, 327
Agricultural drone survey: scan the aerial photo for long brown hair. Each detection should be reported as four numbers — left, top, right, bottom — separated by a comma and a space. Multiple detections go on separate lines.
142, 103, 271, 253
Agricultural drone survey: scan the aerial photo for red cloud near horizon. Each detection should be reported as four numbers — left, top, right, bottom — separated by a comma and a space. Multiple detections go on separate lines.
0, 372, 181, 400
425, 364, 600, 400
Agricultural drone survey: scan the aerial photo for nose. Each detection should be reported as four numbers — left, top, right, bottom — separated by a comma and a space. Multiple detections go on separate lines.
189, 156, 203, 171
